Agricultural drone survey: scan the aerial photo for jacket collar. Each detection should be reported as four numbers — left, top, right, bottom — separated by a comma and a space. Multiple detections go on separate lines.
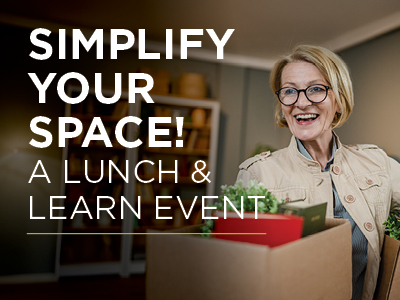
289, 131, 343, 173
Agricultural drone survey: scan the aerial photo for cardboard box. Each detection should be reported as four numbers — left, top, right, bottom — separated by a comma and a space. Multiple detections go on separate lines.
146, 218, 352, 300
374, 235, 400, 300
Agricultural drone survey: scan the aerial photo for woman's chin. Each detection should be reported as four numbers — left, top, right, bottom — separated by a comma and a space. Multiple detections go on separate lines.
290, 127, 315, 142
291, 127, 332, 144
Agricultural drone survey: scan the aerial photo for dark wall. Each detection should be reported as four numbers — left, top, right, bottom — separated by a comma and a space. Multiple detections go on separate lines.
0, 22, 292, 277
1, 24, 66, 276
0, 23, 222, 276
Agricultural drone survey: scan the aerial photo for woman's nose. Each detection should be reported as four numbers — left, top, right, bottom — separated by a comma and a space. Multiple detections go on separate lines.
296, 90, 311, 108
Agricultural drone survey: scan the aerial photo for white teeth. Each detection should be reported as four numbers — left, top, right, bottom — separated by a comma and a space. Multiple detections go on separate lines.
295, 114, 317, 120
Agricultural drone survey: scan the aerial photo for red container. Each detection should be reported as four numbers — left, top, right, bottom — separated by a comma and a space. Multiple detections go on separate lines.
213, 211, 304, 247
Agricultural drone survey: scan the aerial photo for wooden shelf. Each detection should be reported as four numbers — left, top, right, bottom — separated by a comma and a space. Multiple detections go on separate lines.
60, 260, 121, 267
59, 86, 219, 277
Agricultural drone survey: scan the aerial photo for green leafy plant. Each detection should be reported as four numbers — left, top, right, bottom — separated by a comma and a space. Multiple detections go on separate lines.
200, 180, 283, 236
383, 207, 400, 241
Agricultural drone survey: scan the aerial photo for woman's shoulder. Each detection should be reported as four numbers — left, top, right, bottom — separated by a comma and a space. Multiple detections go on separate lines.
341, 143, 391, 170
237, 147, 291, 185
342, 143, 387, 158
238, 147, 289, 171
344, 143, 381, 151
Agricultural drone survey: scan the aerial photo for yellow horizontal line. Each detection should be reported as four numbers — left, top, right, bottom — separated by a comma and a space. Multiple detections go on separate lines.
27, 232, 266, 235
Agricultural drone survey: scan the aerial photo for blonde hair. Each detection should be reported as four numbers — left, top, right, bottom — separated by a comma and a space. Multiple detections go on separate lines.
270, 45, 354, 128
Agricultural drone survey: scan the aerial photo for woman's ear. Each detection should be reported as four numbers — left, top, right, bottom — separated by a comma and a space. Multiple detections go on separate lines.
335, 100, 341, 114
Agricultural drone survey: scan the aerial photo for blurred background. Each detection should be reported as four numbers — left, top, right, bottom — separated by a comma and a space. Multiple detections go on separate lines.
1, 0, 399, 297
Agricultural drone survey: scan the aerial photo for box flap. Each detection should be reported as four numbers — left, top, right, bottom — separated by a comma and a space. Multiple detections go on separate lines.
325, 217, 347, 229
146, 233, 272, 300
268, 218, 352, 300
375, 235, 400, 300
146, 218, 352, 300
389, 251, 400, 300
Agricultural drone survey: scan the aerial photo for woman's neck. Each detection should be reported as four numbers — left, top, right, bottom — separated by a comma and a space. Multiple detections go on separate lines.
301, 133, 334, 170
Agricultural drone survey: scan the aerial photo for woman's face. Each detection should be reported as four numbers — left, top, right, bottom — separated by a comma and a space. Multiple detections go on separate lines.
280, 61, 340, 145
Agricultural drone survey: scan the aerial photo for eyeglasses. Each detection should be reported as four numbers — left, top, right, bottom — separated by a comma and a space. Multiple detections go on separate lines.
275, 84, 332, 106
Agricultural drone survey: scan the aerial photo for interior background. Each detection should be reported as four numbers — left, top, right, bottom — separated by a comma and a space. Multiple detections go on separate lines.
0, 1, 399, 280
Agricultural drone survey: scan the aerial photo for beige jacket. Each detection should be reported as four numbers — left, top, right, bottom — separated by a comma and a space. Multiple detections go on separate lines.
237, 134, 400, 300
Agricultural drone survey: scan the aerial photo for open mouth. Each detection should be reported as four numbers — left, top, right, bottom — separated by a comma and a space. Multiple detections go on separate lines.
295, 114, 319, 123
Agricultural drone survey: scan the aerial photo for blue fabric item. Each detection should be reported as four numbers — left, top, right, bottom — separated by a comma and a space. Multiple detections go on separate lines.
296, 137, 368, 300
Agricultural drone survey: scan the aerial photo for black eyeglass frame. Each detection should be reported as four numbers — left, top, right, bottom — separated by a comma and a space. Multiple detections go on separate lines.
275, 84, 332, 106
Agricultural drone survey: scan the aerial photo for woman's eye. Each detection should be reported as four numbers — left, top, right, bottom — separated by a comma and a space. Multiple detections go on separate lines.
308, 86, 324, 93
283, 88, 296, 95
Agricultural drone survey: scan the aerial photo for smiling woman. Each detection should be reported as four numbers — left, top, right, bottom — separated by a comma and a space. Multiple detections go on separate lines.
279, 61, 340, 167
236, 45, 400, 300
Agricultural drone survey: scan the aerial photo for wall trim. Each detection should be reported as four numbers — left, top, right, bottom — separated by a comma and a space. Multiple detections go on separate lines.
323, 11, 400, 52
